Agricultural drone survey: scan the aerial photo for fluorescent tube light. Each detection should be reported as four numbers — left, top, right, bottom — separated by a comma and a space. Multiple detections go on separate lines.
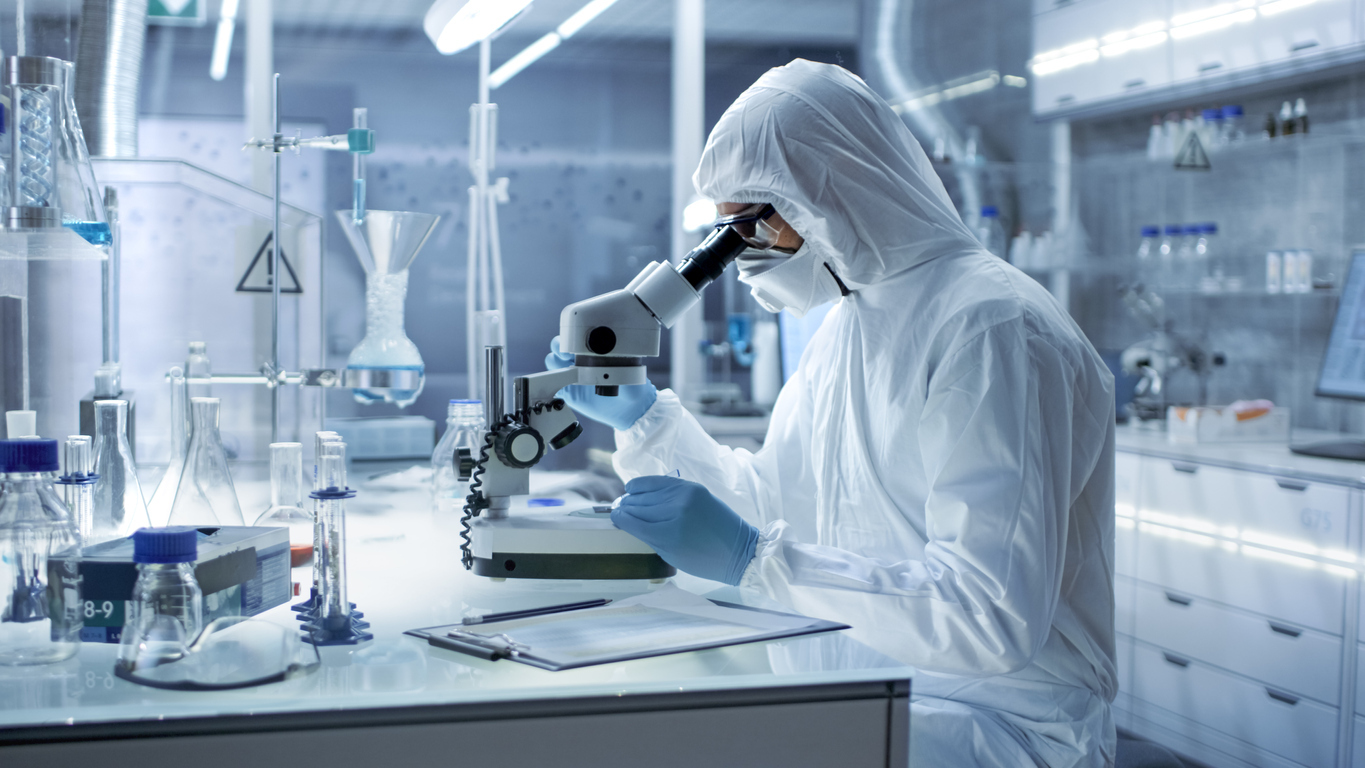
425, 0, 535, 56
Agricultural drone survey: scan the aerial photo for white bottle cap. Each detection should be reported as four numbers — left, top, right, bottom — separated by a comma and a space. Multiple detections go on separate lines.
5, 410, 37, 438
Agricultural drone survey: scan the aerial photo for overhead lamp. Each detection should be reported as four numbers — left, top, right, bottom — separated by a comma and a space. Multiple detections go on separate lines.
489, 0, 621, 88
209, 0, 239, 81
424, 0, 536, 56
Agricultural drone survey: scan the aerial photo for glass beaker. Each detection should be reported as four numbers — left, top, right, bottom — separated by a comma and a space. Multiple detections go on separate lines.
91, 399, 149, 542
168, 398, 244, 527
336, 211, 440, 407
0, 438, 82, 666
4, 56, 107, 243
147, 367, 188, 527
254, 443, 313, 590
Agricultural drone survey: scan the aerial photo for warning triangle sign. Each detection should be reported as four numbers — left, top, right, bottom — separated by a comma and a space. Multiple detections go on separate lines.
1174, 131, 1211, 171
236, 232, 302, 294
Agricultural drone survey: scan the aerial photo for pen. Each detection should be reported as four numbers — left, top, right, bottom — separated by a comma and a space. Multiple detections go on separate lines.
462, 598, 612, 625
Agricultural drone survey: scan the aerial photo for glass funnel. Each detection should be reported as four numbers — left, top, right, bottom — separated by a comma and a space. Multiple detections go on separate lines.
336, 210, 440, 407
168, 398, 244, 526
91, 400, 149, 542
5, 56, 107, 243
147, 367, 188, 527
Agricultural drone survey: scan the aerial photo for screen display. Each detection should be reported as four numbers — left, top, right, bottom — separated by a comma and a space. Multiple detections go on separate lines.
1317, 252, 1365, 399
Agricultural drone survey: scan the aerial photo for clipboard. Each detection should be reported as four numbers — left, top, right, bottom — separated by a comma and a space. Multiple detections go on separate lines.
405, 585, 849, 671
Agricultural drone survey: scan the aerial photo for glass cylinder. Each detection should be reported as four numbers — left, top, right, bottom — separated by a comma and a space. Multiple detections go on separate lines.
91, 400, 149, 542
431, 399, 484, 515
55, 435, 95, 540
316, 443, 350, 633
168, 398, 243, 526
185, 342, 211, 400
254, 442, 312, 586
147, 367, 188, 527
0, 439, 82, 665
118, 527, 203, 671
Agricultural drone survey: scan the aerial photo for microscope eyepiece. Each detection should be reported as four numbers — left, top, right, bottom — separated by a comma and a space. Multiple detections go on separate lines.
677, 226, 748, 292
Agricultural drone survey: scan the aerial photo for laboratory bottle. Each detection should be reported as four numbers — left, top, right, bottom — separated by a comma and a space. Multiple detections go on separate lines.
1295, 98, 1309, 135
1146, 116, 1162, 161
1282, 250, 1299, 293
118, 527, 203, 670
1280, 101, 1296, 136
1193, 224, 1216, 294
0, 439, 82, 665
976, 206, 1006, 258
185, 342, 211, 400
254, 442, 313, 581
147, 367, 188, 527
91, 400, 150, 542
55, 435, 96, 540
1136, 226, 1159, 286
432, 400, 485, 515
1199, 109, 1220, 153
1158, 225, 1180, 292
1220, 105, 1245, 145
1266, 251, 1283, 294
168, 398, 244, 527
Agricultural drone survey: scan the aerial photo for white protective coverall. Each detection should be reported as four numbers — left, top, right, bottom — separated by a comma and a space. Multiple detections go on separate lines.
613, 60, 1117, 767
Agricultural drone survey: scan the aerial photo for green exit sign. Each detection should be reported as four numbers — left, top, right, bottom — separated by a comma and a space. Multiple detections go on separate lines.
148, 0, 206, 26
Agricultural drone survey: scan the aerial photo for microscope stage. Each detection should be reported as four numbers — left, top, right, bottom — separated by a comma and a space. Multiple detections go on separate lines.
468, 507, 675, 580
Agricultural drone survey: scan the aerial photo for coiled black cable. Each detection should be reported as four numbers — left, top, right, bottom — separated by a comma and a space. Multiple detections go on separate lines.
460, 415, 513, 570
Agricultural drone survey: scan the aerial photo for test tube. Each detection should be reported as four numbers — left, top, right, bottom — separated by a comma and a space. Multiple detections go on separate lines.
308, 431, 340, 607
316, 441, 350, 634
352, 108, 367, 223
57, 435, 95, 539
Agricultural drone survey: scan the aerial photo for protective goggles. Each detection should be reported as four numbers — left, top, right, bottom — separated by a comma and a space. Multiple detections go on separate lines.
716, 203, 786, 251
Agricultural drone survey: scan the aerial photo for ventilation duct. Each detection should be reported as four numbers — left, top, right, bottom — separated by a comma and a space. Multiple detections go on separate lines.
75, 0, 148, 157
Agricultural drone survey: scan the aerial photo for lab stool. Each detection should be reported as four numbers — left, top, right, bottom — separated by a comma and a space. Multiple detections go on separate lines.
1115, 732, 1190, 768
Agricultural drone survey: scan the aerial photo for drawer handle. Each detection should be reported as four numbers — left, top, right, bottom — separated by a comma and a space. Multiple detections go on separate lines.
1164, 592, 1192, 607
1198, 61, 1224, 72
1291, 40, 1319, 52
1274, 478, 1308, 491
1269, 622, 1302, 638
1162, 652, 1190, 668
1266, 689, 1300, 706
1170, 461, 1199, 474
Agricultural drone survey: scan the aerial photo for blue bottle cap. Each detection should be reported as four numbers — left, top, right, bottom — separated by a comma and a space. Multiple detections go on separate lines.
0, 439, 59, 473
1201, 223, 1218, 234
132, 527, 199, 564
980, 206, 998, 218
1221, 105, 1244, 118
1140, 226, 1159, 237
1164, 225, 1182, 235
450, 399, 480, 404
1182, 224, 1201, 235
1201, 108, 1221, 120
528, 498, 565, 507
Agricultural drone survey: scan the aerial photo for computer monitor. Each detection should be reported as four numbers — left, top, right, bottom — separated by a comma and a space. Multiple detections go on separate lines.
1292, 250, 1365, 460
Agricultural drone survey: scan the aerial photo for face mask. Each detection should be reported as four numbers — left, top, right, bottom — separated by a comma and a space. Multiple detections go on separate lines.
736, 242, 843, 318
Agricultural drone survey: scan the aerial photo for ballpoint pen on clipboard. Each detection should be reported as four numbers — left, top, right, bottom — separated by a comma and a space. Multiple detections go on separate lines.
462, 598, 612, 625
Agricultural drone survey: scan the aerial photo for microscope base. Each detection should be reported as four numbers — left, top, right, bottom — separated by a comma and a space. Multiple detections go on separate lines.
469, 509, 676, 581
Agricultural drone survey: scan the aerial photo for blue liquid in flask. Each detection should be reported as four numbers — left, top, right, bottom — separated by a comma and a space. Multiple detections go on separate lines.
64, 221, 113, 246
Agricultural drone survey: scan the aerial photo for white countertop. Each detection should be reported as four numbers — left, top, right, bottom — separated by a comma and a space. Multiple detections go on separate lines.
0, 463, 910, 733
1117, 424, 1365, 487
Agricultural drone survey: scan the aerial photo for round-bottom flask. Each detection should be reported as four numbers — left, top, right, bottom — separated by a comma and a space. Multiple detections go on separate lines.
347, 270, 425, 407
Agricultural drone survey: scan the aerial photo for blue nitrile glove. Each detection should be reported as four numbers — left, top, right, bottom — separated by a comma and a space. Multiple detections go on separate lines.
611, 476, 760, 586
546, 336, 657, 431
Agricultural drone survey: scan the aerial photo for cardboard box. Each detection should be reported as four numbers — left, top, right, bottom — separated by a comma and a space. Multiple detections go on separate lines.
54, 526, 291, 643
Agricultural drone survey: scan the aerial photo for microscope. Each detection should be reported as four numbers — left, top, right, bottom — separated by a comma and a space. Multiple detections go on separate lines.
459, 224, 750, 580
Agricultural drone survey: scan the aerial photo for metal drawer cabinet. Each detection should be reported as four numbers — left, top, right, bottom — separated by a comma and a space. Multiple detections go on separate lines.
1134, 580, 1342, 705
1129, 640, 1339, 768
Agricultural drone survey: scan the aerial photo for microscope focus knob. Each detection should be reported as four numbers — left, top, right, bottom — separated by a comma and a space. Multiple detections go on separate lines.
494, 424, 545, 469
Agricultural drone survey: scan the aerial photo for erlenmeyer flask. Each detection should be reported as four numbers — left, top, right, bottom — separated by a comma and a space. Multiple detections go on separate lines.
5, 56, 107, 242
168, 398, 244, 527
147, 367, 188, 527
336, 211, 439, 407
91, 400, 149, 542
254, 442, 313, 570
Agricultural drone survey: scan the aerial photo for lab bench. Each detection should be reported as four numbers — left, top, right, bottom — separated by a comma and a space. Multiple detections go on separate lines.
1114, 426, 1365, 768
0, 465, 910, 768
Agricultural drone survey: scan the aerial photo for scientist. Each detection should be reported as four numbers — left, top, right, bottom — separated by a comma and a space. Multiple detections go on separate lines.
548, 60, 1116, 767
